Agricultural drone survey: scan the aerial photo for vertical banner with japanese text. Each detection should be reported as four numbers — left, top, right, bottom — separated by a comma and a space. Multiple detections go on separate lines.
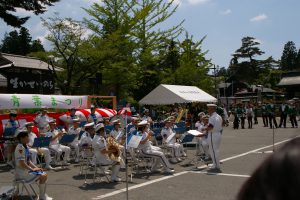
0, 94, 88, 109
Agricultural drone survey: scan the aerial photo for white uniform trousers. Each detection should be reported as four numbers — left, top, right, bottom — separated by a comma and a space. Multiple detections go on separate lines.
29, 148, 52, 167
69, 141, 80, 159
207, 132, 221, 169
50, 144, 71, 162
166, 143, 185, 158
140, 147, 172, 170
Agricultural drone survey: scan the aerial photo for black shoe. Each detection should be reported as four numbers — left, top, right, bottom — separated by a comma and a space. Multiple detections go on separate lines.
207, 168, 222, 173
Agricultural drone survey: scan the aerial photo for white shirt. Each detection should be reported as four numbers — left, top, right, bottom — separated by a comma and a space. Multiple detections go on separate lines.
208, 112, 223, 133
138, 131, 151, 150
92, 135, 111, 165
161, 127, 176, 144
46, 129, 60, 146
110, 129, 124, 143
79, 131, 93, 146
34, 114, 51, 130
14, 144, 30, 178
28, 132, 37, 147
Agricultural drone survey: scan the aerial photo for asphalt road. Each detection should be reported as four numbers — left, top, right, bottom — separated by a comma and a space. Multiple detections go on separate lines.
1, 118, 299, 200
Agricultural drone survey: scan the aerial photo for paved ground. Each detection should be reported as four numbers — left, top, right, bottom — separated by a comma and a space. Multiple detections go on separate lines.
1, 118, 299, 200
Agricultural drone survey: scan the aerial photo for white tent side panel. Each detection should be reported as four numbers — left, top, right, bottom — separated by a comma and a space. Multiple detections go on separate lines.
139, 84, 217, 105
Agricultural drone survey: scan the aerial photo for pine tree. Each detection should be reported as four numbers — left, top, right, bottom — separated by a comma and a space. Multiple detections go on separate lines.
31, 39, 45, 52
280, 41, 297, 71
18, 27, 32, 55
0, 0, 60, 27
295, 48, 300, 70
0, 31, 20, 54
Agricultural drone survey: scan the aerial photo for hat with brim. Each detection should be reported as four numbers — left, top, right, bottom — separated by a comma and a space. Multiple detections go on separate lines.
49, 119, 56, 124
95, 123, 105, 132
84, 122, 95, 129
72, 118, 80, 123
9, 110, 17, 117
143, 109, 149, 113
138, 120, 149, 127
207, 104, 217, 107
24, 122, 34, 127
164, 118, 172, 123
198, 112, 205, 117
112, 119, 121, 125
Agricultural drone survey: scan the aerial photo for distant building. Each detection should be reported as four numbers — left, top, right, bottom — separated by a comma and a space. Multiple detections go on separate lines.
0, 53, 57, 94
278, 72, 300, 98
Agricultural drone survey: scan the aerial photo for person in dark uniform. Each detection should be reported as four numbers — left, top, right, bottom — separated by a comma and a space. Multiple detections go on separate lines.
266, 101, 277, 129
289, 103, 298, 128
279, 102, 289, 128
261, 104, 268, 127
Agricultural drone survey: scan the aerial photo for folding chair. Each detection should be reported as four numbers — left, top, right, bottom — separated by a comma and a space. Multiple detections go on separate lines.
78, 145, 94, 184
13, 176, 38, 200
92, 162, 110, 183
131, 149, 153, 174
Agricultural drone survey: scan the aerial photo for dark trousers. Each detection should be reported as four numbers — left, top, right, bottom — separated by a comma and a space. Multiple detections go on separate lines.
241, 117, 245, 129
279, 113, 287, 128
268, 114, 278, 128
290, 115, 298, 128
262, 114, 268, 127
254, 116, 258, 124
247, 116, 253, 128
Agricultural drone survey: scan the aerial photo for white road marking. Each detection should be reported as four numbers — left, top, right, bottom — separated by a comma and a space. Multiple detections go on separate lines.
221, 136, 300, 162
91, 135, 299, 200
92, 171, 188, 200
191, 171, 250, 178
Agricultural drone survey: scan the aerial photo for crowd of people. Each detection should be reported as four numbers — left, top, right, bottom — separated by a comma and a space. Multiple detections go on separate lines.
228, 100, 299, 130
1, 103, 224, 199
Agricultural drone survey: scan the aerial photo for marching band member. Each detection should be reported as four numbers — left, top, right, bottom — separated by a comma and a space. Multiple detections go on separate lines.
46, 119, 71, 166
141, 109, 153, 123
62, 107, 78, 129
87, 105, 99, 124
195, 116, 210, 160
67, 118, 81, 163
110, 120, 124, 144
15, 131, 53, 200
25, 122, 53, 170
34, 108, 51, 135
206, 104, 223, 173
138, 121, 174, 174
92, 123, 122, 182
161, 118, 186, 163
4, 111, 20, 168
79, 122, 95, 146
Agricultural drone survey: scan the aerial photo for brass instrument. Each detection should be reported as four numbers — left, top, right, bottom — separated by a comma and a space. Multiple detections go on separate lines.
106, 136, 122, 162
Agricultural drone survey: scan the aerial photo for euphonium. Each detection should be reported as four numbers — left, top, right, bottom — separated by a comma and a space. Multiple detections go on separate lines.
106, 136, 122, 162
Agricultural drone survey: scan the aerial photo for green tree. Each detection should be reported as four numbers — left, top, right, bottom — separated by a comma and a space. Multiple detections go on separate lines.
42, 15, 100, 94
229, 36, 266, 84
0, 0, 60, 27
296, 49, 300, 69
0, 27, 42, 55
31, 39, 45, 52
162, 33, 212, 92
280, 41, 297, 71
0, 31, 20, 54
18, 27, 32, 55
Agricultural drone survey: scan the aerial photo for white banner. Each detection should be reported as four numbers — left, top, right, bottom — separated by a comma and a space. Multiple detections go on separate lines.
0, 94, 88, 109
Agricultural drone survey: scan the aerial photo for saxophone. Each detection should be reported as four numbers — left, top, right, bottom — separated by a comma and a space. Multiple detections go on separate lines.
106, 136, 122, 162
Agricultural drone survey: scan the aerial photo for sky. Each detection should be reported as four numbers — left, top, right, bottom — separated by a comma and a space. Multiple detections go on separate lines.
0, 0, 300, 68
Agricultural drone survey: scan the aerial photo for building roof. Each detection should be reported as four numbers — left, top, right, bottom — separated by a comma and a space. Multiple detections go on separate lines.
0, 53, 50, 71
278, 76, 300, 86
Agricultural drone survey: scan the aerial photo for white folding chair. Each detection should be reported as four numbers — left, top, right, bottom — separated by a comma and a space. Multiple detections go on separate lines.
78, 145, 94, 184
13, 178, 38, 200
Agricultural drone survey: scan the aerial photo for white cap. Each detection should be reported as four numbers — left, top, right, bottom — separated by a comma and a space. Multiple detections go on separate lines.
24, 122, 34, 127
95, 123, 104, 132
198, 112, 205, 117
207, 104, 217, 107
112, 119, 121, 125
84, 122, 95, 128
137, 120, 149, 127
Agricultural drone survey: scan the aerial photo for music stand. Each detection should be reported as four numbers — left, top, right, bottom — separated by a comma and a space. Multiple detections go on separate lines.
3, 127, 17, 138
32, 137, 52, 149
59, 134, 77, 144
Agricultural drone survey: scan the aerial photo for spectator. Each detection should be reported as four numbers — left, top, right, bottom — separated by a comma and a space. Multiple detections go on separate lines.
237, 138, 300, 200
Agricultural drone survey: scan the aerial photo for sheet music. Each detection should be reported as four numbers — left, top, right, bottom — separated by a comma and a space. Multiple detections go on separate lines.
127, 134, 142, 148
188, 130, 204, 136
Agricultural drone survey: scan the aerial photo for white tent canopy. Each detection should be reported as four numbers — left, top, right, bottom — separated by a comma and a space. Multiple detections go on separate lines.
139, 84, 217, 105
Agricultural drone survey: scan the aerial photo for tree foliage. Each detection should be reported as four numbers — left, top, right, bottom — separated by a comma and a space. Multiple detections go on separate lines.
0, 0, 60, 27
0, 27, 45, 55
280, 41, 298, 71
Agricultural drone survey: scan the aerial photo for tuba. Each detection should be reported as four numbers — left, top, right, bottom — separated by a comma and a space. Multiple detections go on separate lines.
106, 136, 122, 162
